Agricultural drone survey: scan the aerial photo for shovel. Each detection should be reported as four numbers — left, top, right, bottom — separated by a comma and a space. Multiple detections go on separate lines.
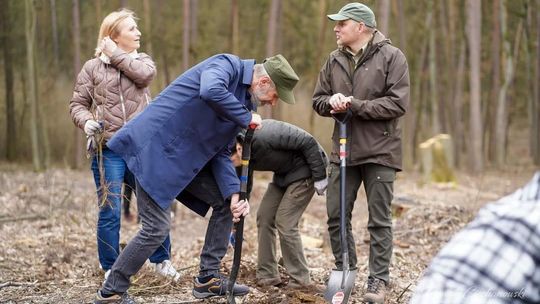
227, 125, 256, 304
324, 109, 357, 304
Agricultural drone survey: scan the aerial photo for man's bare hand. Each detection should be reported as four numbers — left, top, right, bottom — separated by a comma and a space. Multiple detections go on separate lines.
250, 113, 262, 130
230, 193, 250, 222
330, 95, 352, 113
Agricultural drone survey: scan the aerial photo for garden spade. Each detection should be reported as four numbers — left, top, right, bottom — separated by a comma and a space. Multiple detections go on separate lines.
227, 125, 256, 304
324, 110, 357, 304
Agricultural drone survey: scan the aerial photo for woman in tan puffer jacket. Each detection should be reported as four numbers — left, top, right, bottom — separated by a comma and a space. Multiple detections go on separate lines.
69, 9, 179, 289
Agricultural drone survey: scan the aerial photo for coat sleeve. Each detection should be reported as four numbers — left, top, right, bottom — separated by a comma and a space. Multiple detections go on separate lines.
69, 61, 95, 130
312, 57, 334, 117
349, 49, 410, 120
210, 144, 241, 200
263, 121, 328, 181
199, 56, 252, 128
109, 49, 156, 88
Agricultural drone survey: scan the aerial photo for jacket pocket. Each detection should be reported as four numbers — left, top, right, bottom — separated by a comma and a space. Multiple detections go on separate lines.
374, 170, 395, 183
164, 128, 195, 154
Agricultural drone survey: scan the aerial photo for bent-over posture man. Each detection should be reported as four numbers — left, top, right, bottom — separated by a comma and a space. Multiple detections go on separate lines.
94, 54, 299, 304
231, 119, 328, 290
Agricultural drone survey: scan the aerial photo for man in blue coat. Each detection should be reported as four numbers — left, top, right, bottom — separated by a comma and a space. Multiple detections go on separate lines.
93, 54, 299, 304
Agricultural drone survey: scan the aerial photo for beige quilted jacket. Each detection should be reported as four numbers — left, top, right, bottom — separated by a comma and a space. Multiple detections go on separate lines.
69, 48, 156, 141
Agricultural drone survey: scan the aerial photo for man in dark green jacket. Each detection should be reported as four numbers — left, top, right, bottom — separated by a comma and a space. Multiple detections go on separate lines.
231, 119, 328, 290
312, 2, 410, 303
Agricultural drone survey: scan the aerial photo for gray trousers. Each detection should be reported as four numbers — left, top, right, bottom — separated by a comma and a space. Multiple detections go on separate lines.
256, 178, 315, 284
326, 162, 395, 284
103, 179, 171, 294
182, 165, 233, 277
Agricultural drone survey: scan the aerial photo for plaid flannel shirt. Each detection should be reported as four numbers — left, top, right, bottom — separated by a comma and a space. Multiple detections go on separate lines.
410, 172, 540, 304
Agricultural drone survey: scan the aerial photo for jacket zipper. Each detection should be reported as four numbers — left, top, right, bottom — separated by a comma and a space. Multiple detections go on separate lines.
118, 71, 127, 125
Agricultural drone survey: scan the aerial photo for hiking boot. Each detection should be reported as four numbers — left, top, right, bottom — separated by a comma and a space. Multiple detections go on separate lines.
152, 260, 181, 281
363, 277, 386, 303
94, 290, 136, 304
256, 277, 282, 287
192, 273, 250, 298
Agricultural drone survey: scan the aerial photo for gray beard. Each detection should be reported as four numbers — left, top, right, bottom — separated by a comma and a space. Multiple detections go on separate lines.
251, 93, 261, 106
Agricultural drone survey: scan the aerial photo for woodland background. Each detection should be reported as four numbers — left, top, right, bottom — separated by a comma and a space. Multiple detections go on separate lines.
1, 1, 540, 303
0, 0, 539, 172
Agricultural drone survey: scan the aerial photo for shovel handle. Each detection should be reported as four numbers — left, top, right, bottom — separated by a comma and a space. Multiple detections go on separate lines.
227, 124, 256, 303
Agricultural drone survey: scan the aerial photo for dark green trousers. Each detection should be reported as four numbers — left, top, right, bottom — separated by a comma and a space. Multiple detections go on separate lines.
326, 162, 395, 283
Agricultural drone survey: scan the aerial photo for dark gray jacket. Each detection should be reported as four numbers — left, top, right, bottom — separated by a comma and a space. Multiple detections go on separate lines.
313, 31, 410, 171
247, 119, 328, 188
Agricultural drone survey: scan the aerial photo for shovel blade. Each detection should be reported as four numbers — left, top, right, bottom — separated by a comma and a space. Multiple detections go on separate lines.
324, 269, 358, 304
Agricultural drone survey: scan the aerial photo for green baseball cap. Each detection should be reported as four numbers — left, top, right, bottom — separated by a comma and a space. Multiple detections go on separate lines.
263, 54, 299, 104
327, 2, 377, 28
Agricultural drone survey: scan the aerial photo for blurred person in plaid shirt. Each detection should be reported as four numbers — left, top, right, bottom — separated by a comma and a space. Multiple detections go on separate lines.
410, 172, 540, 304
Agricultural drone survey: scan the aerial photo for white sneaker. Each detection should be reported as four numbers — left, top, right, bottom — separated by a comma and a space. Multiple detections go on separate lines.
153, 260, 181, 281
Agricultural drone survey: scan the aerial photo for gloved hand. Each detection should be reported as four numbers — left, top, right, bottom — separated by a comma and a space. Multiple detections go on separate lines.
314, 178, 328, 196
84, 119, 102, 136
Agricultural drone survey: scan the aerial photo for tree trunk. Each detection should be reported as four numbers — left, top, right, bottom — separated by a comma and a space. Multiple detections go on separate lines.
1, 0, 16, 161
95, 0, 102, 24
50, 0, 59, 67
427, 1, 440, 135
231, 0, 239, 54
466, 0, 483, 173
487, 0, 501, 163
534, 0, 540, 165
377, 0, 390, 35
495, 0, 523, 167
395, 0, 407, 53
143, 0, 153, 56
452, 43, 466, 168
182, 0, 190, 71
72, 0, 84, 169
260, 0, 281, 120
309, 0, 329, 133
190, 0, 198, 47
26, 0, 43, 171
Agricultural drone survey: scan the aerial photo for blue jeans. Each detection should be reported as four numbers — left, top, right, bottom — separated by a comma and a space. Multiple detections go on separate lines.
91, 148, 172, 270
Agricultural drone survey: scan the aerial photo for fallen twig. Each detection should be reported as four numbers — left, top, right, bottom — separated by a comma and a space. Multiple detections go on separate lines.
0, 280, 38, 289
0, 214, 46, 224
396, 283, 412, 303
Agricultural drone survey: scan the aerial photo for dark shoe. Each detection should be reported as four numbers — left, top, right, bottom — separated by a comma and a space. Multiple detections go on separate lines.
94, 291, 136, 304
192, 274, 250, 299
256, 277, 282, 287
363, 277, 386, 303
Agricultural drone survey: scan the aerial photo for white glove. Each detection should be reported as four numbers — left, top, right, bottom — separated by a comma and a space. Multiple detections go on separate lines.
314, 178, 328, 196
84, 120, 102, 136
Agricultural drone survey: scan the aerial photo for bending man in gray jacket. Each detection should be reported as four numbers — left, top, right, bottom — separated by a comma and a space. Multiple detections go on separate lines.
231, 119, 328, 290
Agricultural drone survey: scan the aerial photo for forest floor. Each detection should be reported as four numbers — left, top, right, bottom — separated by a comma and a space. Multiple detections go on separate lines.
0, 164, 536, 304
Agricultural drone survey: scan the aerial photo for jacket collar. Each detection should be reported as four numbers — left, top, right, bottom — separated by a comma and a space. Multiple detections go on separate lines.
241, 59, 255, 85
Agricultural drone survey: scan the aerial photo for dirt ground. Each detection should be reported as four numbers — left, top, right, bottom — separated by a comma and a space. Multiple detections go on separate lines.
0, 163, 536, 304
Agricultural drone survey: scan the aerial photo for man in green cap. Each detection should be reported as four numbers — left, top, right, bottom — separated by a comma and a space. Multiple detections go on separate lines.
313, 2, 410, 304
96, 53, 299, 303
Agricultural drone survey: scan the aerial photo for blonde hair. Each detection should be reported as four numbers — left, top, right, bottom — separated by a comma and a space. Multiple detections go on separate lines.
95, 9, 138, 57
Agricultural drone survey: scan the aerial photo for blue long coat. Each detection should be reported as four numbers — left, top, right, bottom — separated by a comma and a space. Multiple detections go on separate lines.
107, 54, 255, 215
